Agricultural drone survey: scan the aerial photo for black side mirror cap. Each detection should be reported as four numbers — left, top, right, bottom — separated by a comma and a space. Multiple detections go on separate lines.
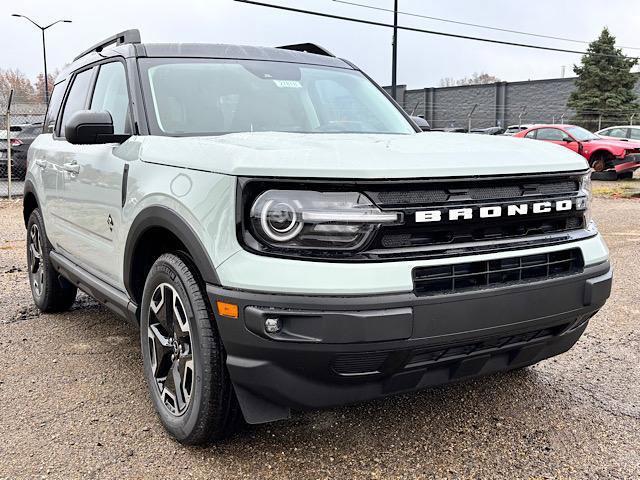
65, 110, 130, 145
562, 137, 574, 142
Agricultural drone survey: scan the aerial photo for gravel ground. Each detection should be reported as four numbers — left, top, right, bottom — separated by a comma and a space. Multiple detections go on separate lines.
0, 195, 638, 479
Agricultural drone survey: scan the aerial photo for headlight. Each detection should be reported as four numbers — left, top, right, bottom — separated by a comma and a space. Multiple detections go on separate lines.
249, 190, 401, 251
578, 172, 593, 227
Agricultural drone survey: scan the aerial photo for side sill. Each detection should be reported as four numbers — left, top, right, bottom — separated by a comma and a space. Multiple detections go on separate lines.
49, 251, 138, 326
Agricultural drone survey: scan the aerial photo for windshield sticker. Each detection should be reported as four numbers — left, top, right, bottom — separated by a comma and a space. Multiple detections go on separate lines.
273, 80, 302, 89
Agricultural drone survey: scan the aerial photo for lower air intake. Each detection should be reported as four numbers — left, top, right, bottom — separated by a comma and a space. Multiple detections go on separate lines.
413, 248, 584, 296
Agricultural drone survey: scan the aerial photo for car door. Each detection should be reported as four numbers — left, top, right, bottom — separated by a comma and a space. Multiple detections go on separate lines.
535, 127, 580, 154
58, 60, 133, 285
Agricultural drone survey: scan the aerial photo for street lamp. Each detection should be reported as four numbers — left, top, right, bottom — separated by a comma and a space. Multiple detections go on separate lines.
11, 14, 72, 104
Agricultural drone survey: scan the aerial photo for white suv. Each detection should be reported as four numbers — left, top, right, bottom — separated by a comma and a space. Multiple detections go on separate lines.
24, 30, 612, 445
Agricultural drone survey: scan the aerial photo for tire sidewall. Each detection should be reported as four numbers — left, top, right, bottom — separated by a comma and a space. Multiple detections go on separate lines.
27, 209, 51, 309
140, 255, 210, 441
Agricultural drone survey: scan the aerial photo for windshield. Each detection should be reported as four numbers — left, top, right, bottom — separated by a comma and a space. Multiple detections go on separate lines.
140, 59, 415, 136
565, 126, 599, 141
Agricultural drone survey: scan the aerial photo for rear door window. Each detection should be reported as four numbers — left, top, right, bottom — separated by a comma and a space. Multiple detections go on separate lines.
44, 80, 67, 134
59, 68, 95, 138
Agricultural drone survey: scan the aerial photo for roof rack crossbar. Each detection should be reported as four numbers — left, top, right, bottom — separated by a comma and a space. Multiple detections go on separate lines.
74, 29, 142, 61
277, 43, 335, 57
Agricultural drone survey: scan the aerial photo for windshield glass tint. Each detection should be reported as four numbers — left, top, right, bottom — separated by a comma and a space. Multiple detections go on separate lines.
141, 59, 414, 135
566, 126, 599, 141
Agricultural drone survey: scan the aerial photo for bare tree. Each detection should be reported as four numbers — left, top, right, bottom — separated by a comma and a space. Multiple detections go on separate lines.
439, 72, 501, 87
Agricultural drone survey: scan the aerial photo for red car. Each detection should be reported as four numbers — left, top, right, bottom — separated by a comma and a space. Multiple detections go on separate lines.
515, 124, 640, 178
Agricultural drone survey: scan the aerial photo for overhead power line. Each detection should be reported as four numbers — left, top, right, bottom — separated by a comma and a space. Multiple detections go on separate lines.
234, 0, 640, 61
332, 0, 640, 51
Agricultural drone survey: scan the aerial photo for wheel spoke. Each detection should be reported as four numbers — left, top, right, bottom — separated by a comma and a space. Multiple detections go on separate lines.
147, 282, 195, 416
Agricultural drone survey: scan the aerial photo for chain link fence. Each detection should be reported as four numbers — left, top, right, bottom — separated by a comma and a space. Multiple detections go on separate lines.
1, 88, 47, 198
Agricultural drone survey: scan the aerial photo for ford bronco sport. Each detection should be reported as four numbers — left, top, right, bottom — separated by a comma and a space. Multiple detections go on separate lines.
24, 30, 612, 445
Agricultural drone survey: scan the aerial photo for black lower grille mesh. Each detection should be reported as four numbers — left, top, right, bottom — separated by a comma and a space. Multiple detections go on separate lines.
413, 249, 583, 296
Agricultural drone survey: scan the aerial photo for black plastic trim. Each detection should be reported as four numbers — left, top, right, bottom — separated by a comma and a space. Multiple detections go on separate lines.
50, 251, 138, 325
123, 206, 220, 299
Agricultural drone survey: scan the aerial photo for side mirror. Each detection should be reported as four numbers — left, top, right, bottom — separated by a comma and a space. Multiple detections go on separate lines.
65, 110, 130, 145
410, 116, 431, 132
562, 137, 574, 143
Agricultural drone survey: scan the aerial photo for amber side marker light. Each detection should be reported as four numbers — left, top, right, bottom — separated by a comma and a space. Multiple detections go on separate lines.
216, 301, 239, 319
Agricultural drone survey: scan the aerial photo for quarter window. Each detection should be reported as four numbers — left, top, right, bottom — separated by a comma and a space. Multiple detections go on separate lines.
44, 80, 67, 134
525, 130, 537, 139
60, 68, 95, 137
90, 62, 131, 134
629, 128, 640, 140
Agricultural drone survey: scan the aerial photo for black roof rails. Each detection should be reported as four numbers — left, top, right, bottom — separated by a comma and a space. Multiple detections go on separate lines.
74, 29, 141, 61
277, 43, 335, 57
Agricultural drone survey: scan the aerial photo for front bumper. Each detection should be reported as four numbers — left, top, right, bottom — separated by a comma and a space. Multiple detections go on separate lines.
208, 260, 612, 424
613, 154, 640, 173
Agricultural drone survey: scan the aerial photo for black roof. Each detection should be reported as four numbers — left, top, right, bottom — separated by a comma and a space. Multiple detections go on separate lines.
58, 29, 351, 82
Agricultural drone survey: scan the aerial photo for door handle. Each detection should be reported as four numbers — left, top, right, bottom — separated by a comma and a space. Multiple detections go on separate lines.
62, 162, 80, 175
35, 159, 47, 169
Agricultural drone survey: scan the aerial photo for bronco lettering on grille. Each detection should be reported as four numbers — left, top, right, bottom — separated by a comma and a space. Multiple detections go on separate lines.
415, 199, 574, 223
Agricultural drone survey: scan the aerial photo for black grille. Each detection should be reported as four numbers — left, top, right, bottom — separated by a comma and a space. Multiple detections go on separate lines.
367, 178, 579, 207
406, 323, 569, 368
366, 174, 586, 255
413, 249, 583, 296
331, 322, 571, 376
332, 351, 388, 375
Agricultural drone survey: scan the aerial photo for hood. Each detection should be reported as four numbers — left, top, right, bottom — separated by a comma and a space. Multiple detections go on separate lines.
135, 132, 588, 179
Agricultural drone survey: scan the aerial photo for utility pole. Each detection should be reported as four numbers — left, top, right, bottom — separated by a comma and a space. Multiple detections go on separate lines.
11, 14, 72, 104
391, 0, 398, 101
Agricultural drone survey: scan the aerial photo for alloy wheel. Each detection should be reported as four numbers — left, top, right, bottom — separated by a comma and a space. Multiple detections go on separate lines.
147, 283, 194, 416
28, 224, 44, 297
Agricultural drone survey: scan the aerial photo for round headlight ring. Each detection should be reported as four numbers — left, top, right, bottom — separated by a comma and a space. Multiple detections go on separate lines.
260, 199, 304, 242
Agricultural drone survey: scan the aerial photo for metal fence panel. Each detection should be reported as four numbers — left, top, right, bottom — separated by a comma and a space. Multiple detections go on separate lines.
1, 88, 46, 198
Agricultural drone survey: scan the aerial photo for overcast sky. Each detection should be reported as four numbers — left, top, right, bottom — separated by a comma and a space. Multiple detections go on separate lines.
1, 0, 638, 89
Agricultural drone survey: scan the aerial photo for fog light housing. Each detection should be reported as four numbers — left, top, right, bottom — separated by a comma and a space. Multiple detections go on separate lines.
264, 317, 282, 334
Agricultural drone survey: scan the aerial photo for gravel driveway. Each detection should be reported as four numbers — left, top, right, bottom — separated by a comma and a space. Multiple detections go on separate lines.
0, 196, 638, 479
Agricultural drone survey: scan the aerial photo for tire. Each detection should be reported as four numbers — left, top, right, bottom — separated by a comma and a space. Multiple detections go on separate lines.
589, 152, 609, 172
140, 253, 241, 445
26, 209, 78, 312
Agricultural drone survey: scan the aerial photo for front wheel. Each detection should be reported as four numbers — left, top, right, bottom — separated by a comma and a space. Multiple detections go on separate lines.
140, 253, 241, 444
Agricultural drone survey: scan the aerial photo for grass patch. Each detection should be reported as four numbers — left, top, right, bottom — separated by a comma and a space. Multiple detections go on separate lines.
593, 179, 640, 198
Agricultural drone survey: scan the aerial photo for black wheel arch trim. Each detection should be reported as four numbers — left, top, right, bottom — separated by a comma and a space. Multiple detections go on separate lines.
123, 205, 220, 300
23, 179, 40, 226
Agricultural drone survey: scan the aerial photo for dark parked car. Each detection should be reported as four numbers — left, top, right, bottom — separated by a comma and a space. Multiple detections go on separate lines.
0, 123, 42, 180
470, 127, 504, 135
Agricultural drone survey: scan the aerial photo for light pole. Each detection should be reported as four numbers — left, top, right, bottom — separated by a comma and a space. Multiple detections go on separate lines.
11, 14, 72, 105
391, 0, 398, 101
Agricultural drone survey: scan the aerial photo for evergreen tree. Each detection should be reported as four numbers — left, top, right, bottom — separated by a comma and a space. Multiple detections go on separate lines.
568, 28, 638, 129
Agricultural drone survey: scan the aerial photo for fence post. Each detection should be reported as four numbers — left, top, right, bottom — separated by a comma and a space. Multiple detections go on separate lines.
560, 113, 565, 125
598, 114, 602, 131
6, 89, 13, 201
518, 106, 527, 128
630, 113, 636, 126
467, 104, 477, 132
552, 115, 556, 124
